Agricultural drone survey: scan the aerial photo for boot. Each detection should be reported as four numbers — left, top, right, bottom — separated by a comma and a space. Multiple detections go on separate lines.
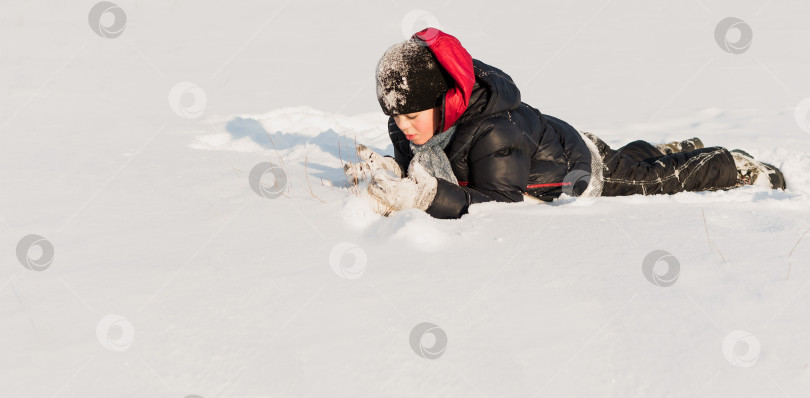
655, 137, 704, 155
730, 149, 786, 190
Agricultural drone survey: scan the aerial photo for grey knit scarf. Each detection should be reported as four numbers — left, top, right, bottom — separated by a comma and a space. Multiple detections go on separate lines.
408, 126, 458, 184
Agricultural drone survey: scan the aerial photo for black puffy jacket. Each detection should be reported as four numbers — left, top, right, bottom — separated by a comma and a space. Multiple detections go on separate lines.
387, 59, 593, 219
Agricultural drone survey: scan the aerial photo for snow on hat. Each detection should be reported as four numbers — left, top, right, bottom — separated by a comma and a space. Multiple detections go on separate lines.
375, 38, 454, 116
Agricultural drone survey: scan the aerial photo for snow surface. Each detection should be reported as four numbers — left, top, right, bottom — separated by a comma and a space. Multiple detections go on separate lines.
2, 1, 810, 397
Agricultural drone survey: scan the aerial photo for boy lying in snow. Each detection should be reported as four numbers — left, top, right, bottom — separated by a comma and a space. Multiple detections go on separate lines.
344, 28, 787, 219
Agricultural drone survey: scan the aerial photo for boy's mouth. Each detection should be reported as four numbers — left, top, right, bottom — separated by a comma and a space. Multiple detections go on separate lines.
405, 134, 416, 140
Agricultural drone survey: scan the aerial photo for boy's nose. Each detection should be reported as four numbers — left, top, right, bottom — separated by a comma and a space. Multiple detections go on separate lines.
394, 116, 409, 129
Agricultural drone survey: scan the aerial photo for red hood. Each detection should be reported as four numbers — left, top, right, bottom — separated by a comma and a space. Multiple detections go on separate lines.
412, 28, 474, 132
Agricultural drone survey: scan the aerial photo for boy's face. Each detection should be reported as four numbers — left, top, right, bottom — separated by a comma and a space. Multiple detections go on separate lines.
393, 106, 441, 145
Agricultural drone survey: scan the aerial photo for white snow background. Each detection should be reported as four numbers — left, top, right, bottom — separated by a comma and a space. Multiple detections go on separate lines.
2, 1, 810, 397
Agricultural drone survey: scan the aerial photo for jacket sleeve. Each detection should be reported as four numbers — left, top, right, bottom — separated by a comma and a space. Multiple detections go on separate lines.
545, 114, 593, 195
426, 120, 531, 219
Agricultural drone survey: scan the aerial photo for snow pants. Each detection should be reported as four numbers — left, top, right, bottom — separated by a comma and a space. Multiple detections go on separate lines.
584, 134, 739, 196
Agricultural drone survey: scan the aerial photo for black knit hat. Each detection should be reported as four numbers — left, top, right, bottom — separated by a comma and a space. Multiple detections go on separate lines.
375, 39, 454, 116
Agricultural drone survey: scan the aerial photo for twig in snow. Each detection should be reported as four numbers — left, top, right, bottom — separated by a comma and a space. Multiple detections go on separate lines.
265, 131, 290, 193
702, 209, 726, 264
304, 155, 325, 203
786, 228, 810, 280
226, 158, 242, 178
352, 135, 361, 198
